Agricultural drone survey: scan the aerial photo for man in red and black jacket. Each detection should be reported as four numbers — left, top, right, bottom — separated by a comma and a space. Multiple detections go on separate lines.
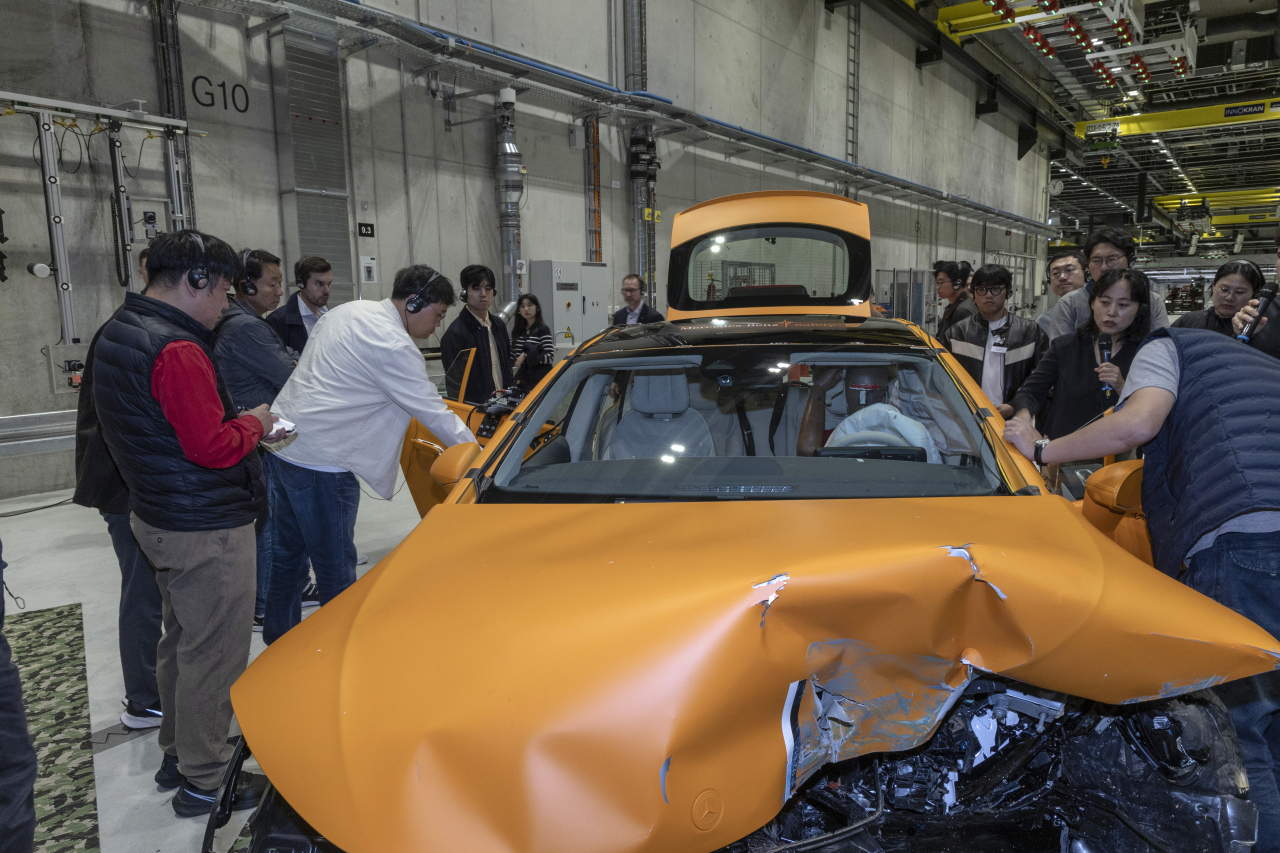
93, 230, 284, 819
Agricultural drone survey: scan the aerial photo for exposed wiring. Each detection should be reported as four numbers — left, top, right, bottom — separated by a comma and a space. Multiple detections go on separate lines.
2, 580, 24, 612
123, 133, 155, 179
0, 494, 72, 514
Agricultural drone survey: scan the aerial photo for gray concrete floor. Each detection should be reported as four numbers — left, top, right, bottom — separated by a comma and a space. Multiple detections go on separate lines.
0, 476, 423, 852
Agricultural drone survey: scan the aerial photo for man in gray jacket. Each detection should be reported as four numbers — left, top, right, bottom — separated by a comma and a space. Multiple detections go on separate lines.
213, 249, 300, 631
1042, 229, 1169, 340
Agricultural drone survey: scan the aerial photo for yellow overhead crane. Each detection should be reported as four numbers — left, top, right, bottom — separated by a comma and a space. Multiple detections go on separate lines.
934, 0, 1141, 42
1153, 188, 1280, 234
1077, 98, 1280, 139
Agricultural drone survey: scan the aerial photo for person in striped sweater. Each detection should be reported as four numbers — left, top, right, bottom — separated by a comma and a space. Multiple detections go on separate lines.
511, 294, 556, 392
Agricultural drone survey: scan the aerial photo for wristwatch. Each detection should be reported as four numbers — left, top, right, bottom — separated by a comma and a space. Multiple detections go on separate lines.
1033, 438, 1051, 466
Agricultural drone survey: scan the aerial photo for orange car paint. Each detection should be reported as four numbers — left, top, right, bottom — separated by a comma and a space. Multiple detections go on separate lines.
233, 496, 1280, 853
666, 191, 873, 321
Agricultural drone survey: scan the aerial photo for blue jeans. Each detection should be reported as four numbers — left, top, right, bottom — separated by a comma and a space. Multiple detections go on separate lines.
263, 456, 359, 645
255, 452, 276, 619
102, 510, 162, 708
1186, 530, 1280, 853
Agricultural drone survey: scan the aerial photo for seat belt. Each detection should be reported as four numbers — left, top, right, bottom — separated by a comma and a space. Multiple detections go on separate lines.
734, 400, 756, 456
768, 384, 794, 456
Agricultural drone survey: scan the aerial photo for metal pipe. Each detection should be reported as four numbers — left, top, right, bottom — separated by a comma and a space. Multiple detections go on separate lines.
494, 88, 524, 305
399, 59, 416, 265
624, 0, 657, 305
107, 123, 138, 292
34, 111, 78, 344
623, 0, 646, 93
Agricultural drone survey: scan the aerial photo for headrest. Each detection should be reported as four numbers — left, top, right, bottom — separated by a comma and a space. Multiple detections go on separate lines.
687, 376, 720, 411
631, 370, 690, 417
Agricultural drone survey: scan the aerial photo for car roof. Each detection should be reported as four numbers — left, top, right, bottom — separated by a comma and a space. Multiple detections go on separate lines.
583, 315, 931, 355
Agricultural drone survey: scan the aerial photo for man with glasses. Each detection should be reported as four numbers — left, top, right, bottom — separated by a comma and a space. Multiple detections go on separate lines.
262, 265, 475, 644
1043, 229, 1169, 341
612, 274, 664, 325
1036, 249, 1087, 334
941, 264, 1049, 418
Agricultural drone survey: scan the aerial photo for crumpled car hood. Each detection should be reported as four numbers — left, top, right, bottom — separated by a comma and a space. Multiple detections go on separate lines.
232, 496, 1280, 853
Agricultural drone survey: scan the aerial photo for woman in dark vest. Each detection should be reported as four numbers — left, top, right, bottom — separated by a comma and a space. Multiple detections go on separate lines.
1010, 268, 1152, 439
1172, 259, 1264, 337
510, 294, 555, 392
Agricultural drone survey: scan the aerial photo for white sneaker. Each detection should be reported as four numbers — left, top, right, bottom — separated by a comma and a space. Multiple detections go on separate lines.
356, 553, 368, 566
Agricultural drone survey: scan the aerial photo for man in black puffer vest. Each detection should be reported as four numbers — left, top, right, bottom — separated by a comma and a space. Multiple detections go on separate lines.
93, 230, 284, 819
1005, 328, 1280, 851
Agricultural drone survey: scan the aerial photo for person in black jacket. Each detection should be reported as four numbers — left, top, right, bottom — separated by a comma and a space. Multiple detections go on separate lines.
1174, 260, 1264, 337
1010, 268, 1152, 439
612, 274, 664, 325
0, 537, 37, 853
75, 308, 165, 730
439, 264, 514, 404
264, 256, 331, 354
934, 261, 977, 340
93, 230, 280, 818
510, 294, 555, 392
940, 264, 1049, 418
213, 249, 302, 631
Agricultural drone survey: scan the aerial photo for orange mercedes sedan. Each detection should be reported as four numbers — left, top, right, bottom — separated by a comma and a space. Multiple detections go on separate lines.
216, 192, 1274, 853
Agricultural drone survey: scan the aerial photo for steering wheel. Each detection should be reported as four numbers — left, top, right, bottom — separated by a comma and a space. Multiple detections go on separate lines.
828, 429, 911, 449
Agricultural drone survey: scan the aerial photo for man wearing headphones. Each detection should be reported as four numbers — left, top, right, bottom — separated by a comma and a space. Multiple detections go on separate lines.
213, 249, 302, 632
263, 265, 476, 645
91, 230, 285, 818
265, 255, 332, 353
940, 264, 1049, 418
1042, 229, 1170, 341
1036, 248, 1087, 334
612, 273, 664, 325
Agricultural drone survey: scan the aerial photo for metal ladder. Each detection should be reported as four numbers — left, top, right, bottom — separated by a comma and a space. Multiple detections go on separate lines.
845, 2, 861, 164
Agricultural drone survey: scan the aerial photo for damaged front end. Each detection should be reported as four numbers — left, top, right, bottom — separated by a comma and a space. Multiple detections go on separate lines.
238, 674, 1256, 853
741, 676, 1255, 853
229, 498, 1280, 853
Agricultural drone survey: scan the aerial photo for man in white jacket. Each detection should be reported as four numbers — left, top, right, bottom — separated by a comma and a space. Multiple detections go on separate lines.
263, 265, 476, 643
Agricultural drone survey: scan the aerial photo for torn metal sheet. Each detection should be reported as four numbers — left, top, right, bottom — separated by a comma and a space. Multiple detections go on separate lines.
233, 497, 1280, 853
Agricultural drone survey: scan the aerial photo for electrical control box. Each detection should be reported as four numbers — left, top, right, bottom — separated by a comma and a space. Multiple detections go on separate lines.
527, 261, 610, 354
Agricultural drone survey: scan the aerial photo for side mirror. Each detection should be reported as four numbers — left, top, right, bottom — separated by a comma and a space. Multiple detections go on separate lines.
430, 442, 481, 488
1084, 459, 1144, 515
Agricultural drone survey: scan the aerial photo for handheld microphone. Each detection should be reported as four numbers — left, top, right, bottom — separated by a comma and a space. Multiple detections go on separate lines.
1238, 285, 1277, 343
1098, 333, 1113, 398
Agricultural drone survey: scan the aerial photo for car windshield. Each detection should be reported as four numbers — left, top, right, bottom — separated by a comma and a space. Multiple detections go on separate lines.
484, 343, 1007, 503
668, 224, 872, 312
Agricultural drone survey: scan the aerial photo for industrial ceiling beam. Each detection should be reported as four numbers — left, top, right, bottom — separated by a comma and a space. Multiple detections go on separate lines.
1076, 96, 1280, 138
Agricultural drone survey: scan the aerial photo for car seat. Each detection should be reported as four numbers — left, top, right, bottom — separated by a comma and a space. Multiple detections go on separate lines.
601, 370, 716, 461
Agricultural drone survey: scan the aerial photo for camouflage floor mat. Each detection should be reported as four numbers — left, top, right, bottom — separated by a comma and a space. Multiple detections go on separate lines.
9, 603, 99, 852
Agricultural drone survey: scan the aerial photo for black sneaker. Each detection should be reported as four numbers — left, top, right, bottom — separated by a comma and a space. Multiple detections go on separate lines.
171, 771, 268, 818
252, 614, 264, 633
121, 700, 163, 729
155, 752, 183, 790
300, 580, 320, 609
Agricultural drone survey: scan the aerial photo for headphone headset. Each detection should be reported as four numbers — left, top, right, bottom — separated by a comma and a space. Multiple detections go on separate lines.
186, 233, 210, 290
405, 271, 442, 314
239, 249, 258, 297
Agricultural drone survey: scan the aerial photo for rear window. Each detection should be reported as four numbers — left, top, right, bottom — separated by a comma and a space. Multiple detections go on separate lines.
667, 224, 872, 312
482, 347, 1007, 503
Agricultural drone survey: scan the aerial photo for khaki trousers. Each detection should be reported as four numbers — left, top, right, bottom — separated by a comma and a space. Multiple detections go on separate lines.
130, 516, 255, 789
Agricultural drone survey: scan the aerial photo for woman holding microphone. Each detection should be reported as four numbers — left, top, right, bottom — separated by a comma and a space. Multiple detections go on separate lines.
1009, 268, 1153, 439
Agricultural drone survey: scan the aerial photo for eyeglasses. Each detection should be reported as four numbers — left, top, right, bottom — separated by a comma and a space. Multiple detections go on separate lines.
1049, 266, 1080, 279
973, 285, 1007, 295
621, 287, 640, 294
1214, 283, 1251, 296
1089, 253, 1127, 268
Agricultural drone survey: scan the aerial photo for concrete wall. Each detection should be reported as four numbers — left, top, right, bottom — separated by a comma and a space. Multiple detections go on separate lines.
0, 0, 1049, 499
